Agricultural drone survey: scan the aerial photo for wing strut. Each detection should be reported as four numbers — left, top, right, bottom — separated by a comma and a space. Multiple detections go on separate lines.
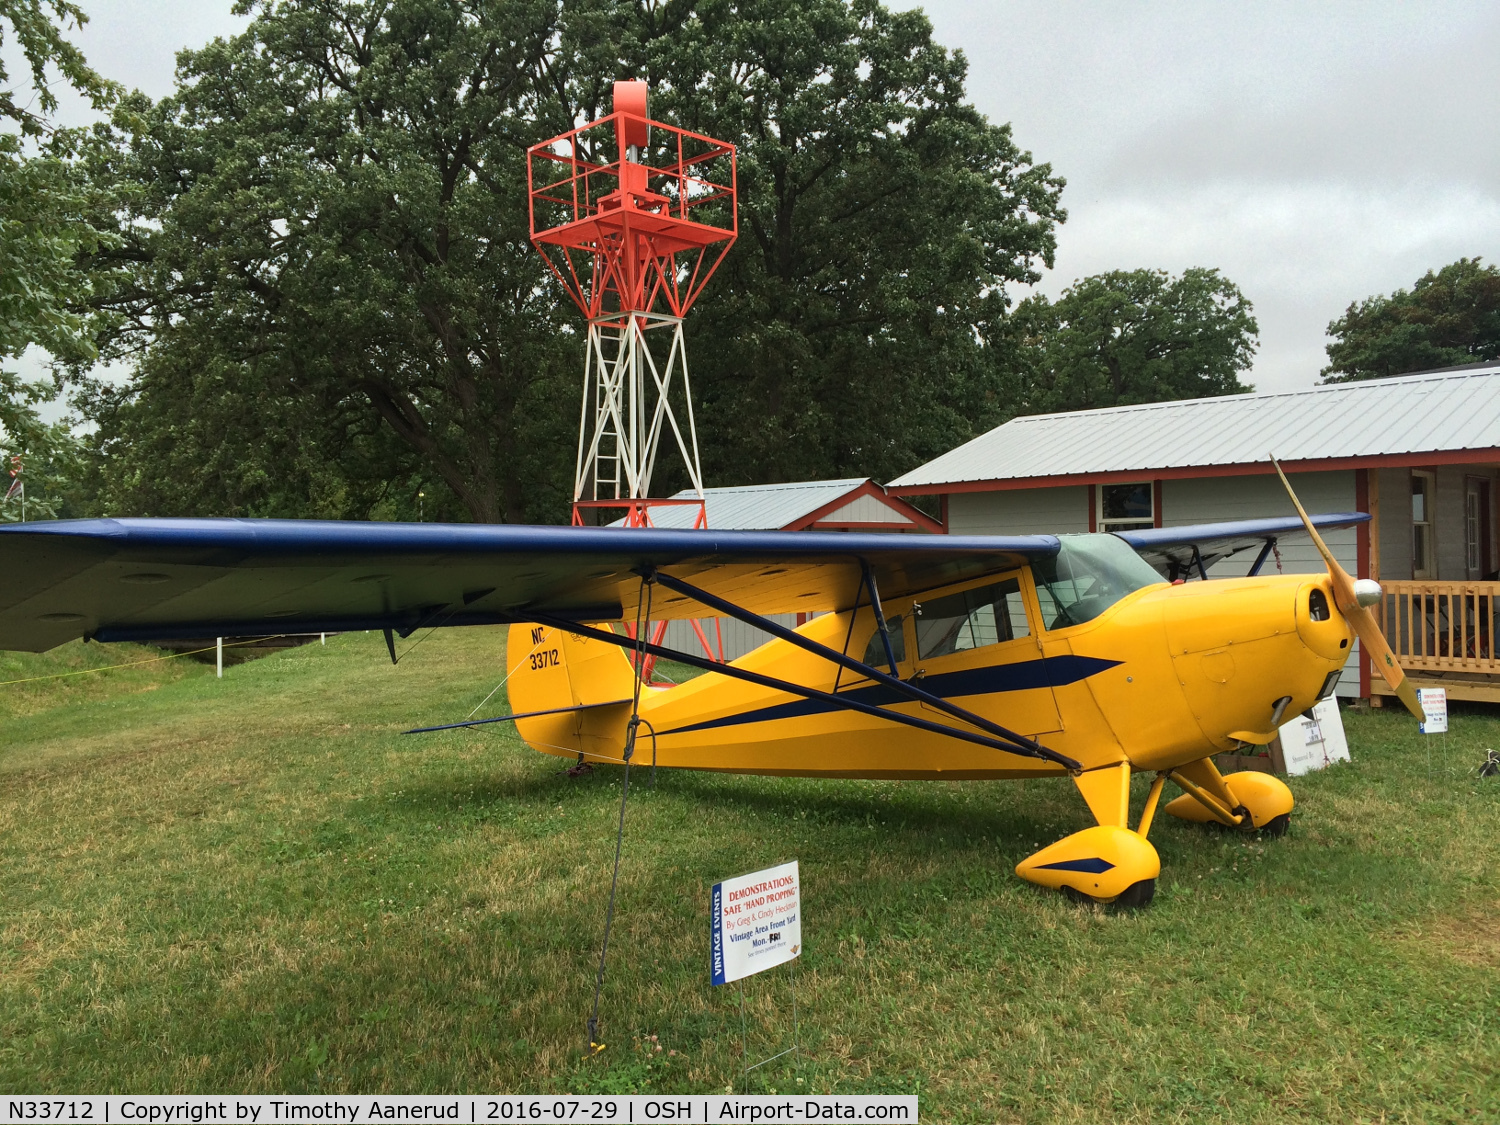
646, 568, 1074, 768
861, 561, 901, 678
1246, 538, 1277, 577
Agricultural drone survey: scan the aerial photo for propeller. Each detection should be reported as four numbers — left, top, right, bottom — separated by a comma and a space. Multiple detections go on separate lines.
1270, 456, 1423, 719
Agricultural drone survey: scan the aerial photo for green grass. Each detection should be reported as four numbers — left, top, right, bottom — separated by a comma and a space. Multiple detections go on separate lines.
1, 628, 1497, 1121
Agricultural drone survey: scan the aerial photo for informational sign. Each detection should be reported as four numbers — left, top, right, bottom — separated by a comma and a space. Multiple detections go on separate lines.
1418, 687, 1448, 734
1278, 696, 1351, 777
711, 860, 801, 986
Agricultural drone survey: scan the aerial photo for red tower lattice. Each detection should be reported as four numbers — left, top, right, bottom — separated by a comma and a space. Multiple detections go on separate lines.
528, 81, 737, 529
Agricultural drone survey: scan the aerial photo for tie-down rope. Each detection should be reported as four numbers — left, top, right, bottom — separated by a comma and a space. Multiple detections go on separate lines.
586, 574, 653, 1054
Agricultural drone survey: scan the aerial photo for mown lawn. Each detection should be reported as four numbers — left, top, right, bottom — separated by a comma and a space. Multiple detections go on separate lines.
1, 628, 1497, 1121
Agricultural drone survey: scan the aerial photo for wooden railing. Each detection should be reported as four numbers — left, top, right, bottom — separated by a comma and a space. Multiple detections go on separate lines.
1376, 580, 1500, 673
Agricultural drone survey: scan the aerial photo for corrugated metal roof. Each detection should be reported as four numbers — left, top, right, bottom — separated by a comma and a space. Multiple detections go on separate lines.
888, 364, 1500, 489
609, 478, 872, 530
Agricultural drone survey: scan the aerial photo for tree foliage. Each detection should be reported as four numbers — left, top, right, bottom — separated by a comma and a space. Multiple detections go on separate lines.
0, 0, 114, 520
660, 0, 1065, 483
0, 0, 113, 136
1007, 267, 1257, 414
76, 0, 1064, 522
1321, 257, 1500, 383
0, 0, 115, 361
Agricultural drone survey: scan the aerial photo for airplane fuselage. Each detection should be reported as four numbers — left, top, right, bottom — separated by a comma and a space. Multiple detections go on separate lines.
510, 556, 1354, 780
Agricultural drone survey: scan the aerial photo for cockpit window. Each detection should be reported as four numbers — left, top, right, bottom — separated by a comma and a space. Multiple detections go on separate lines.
1032, 534, 1165, 629
914, 577, 1030, 660
861, 614, 905, 668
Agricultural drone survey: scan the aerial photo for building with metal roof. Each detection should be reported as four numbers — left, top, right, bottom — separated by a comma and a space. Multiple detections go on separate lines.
889, 364, 1500, 493
614, 479, 939, 660
611, 478, 941, 533
888, 363, 1500, 704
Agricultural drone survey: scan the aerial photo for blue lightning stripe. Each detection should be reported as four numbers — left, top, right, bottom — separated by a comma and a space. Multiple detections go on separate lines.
657, 654, 1120, 736
1036, 857, 1116, 873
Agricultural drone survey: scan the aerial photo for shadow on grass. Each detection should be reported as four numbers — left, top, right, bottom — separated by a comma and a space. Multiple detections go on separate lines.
379, 755, 1091, 858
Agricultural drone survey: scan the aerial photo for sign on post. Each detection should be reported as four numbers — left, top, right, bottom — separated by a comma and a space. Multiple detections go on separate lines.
711, 860, 800, 986
1418, 687, 1448, 734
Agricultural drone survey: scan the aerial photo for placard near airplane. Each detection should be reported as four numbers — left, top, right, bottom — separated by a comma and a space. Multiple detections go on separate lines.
1417, 687, 1448, 735
1278, 697, 1351, 777
711, 861, 801, 986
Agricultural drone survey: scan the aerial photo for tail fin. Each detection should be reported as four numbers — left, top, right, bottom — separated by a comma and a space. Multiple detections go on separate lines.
505, 623, 637, 762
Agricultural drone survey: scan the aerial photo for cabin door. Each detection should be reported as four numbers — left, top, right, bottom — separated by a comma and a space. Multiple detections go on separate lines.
909, 571, 1063, 736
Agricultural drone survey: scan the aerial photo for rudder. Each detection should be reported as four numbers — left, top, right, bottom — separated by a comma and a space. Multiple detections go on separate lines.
506, 623, 637, 762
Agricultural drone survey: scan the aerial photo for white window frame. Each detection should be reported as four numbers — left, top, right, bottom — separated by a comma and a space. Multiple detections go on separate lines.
1464, 477, 1484, 578
1411, 470, 1436, 580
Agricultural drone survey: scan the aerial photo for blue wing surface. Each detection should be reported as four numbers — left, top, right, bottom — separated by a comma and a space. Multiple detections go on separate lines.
1114, 513, 1370, 576
0, 518, 1058, 652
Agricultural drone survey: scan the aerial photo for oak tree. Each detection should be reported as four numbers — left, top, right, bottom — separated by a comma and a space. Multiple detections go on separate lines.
77, 0, 1065, 521
1009, 267, 1257, 415
1321, 257, 1500, 382
0, 0, 115, 519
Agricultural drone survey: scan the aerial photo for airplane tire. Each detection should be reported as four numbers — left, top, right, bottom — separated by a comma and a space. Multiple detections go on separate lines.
1258, 812, 1291, 838
1061, 878, 1156, 911
1109, 878, 1156, 911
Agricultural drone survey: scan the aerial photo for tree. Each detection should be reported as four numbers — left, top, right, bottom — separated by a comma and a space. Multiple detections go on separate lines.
1321, 258, 1500, 383
1009, 267, 1257, 414
76, 0, 1064, 522
657, 0, 1065, 484
0, 0, 115, 520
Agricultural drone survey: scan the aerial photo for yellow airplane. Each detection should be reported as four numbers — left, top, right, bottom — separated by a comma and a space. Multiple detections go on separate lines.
0, 465, 1420, 909
494, 465, 1418, 908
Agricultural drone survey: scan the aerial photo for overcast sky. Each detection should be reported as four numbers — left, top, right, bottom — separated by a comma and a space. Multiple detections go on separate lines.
909, 0, 1500, 390
15, 0, 1500, 400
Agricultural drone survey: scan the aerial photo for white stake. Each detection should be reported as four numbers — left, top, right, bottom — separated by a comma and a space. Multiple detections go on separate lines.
320, 632, 326, 645
216, 637, 223, 678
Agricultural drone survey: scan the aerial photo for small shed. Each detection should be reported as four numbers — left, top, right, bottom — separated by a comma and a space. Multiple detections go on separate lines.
887, 363, 1500, 703
616, 477, 942, 533
623, 479, 940, 660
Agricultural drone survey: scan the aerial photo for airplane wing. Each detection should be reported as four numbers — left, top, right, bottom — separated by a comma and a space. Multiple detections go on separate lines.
0, 518, 1060, 652
1113, 513, 1370, 578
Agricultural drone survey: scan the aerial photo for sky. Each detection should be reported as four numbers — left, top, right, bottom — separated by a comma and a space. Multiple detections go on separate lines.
905, 0, 1500, 390
11, 0, 1500, 404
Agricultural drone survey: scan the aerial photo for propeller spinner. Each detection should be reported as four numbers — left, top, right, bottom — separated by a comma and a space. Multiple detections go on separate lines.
1271, 456, 1423, 720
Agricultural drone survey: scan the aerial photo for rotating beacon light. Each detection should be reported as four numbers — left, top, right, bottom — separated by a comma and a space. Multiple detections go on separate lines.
527, 80, 738, 527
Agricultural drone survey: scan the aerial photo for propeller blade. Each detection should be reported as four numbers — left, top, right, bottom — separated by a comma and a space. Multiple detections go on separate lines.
1270, 456, 1423, 720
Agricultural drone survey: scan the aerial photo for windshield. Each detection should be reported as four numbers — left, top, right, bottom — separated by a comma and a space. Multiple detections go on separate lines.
1032, 534, 1165, 629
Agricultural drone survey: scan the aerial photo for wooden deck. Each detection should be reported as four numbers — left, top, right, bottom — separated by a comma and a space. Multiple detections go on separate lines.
1372, 580, 1500, 703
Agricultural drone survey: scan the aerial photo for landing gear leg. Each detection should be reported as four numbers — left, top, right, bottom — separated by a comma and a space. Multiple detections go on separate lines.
1162, 757, 1294, 832
1015, 762, 1162, 909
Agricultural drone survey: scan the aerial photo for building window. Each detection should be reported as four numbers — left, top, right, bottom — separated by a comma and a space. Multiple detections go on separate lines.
1411, 470, 1435, 579
1097, 482, 1154, 533
1464, 477, 1490, 579
1466, 487, 1481, 575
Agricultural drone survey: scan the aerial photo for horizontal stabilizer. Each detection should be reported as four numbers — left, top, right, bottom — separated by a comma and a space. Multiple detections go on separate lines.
404, 699, 632, 735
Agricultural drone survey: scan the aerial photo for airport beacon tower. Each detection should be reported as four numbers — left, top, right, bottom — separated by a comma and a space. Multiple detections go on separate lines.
528, 81, 737, 528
